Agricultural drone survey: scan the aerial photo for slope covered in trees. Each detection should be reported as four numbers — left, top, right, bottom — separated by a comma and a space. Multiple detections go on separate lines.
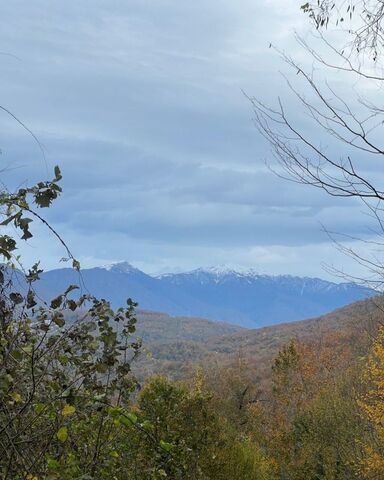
133, 297, 381, 380
132, 297, 384, 479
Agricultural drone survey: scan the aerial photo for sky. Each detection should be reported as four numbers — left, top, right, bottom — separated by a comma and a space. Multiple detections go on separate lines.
0, 0, 382, 280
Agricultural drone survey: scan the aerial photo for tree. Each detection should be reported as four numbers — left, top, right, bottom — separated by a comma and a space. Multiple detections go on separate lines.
251, 6, 384, 474
359, 325, 384, 478
301, 0, 384, 60
114, 375, 277, 480
250, 0, 384, 288
267, 337, 365, 479
203, 352, 261, 429
0, 168, 148, 479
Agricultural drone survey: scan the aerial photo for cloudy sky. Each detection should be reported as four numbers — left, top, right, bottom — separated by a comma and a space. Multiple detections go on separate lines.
0, 0, 381, 279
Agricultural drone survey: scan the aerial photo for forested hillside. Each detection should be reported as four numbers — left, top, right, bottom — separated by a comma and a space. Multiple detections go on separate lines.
133, 297, 382, 382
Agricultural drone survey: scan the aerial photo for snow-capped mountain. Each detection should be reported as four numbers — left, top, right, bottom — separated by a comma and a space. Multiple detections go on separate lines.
160, 267, 359, 292
101, 261, 142, 274
37, 262, 375, 328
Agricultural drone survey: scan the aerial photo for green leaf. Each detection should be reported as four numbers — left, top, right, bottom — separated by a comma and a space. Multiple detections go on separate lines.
67, 299, 77, 311
0, 215, 16, 226
27, 290, 37, 309
11, 350, 22, 361
127, 412, 137, 424
34, 403, 46, 414
0, 235, 16, 259
107, 407, 121, 418
46, 456, 60, 469
52, 313, 65, 328
56, 426, 68, 442
54, 165, 62, 181
10, 292, 23, 305
160, 440, 174, 452
94, 393, 106, 402
141, 420, 155, 432
58, 355, 69, 365
64, 284, 79, 295
119, 412, 137, 426
21, 229, 33, 240
50, 295, 63, 309
19, 217, 33, 240
35, 190, 55, 208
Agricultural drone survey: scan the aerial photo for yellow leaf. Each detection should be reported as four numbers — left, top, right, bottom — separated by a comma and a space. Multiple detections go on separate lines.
61, 404, 76, 416
56, 426, 68, 442
11, 392, 22, 403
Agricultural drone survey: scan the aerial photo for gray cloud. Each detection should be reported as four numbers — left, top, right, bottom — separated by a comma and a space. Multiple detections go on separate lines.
0, 0, 380, 279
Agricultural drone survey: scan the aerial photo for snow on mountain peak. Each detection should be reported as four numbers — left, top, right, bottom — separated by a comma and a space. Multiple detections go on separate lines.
184, 265, 263, 278
159, 266, 362, 292
101, 262, 139, 274
97, 263, 363, 295
197, 265, 239, 276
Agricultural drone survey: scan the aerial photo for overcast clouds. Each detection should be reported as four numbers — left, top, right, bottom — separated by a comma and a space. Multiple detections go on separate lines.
0, 0, 381, 279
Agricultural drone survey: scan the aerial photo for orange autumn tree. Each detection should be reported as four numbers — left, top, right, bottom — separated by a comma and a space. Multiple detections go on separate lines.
359, 326, 384, 478
269, 335, 363, 479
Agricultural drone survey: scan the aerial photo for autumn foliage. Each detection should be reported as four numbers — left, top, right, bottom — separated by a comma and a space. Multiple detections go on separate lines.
1, 171, 384, 479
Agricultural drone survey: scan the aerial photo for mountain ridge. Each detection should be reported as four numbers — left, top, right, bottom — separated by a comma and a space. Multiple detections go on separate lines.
38, 262, 374, 328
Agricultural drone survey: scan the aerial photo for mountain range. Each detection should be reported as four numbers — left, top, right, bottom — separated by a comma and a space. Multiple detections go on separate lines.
36, 262, 374, 328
